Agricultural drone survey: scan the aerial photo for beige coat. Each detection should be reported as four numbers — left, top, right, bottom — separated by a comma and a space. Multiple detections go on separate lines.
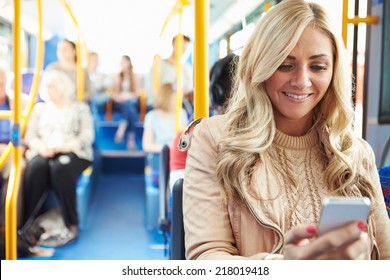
183, 115, 390, 260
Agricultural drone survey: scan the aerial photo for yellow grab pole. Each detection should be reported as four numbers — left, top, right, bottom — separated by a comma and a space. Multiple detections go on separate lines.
264, 1, 272, 12
23, 0, 44, 133
342, 0, 379, 46
194, 0, 209, 119
348, 16, 379, 25
342, 0, 348, 46
174, 33, 184, 133
0, 0, 43, 171
158, 0, 190, 132
139, 89, 146, 122
152, 54, 160, 99
6, 0, 22, 260
59, 0, 84, 101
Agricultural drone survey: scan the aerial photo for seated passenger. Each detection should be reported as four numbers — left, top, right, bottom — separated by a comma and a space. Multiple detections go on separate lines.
87, 51, 111, 105
112, 55, 142, 149
169, 53, 238, 190
22, 70, 94, 246
183, 0, 390, 260
45, 39, 92, 102
142, 83, 189, 154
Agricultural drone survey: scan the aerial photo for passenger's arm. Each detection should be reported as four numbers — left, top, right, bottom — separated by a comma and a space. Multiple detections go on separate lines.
23, 104, 47, 155
184, 119, 263, 260
365, 144, 390, 259
83, 69, 92, 101
142, 128, 161, 153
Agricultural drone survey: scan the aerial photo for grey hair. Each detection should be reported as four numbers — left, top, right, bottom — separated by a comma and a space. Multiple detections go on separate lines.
41, 70, 76, 101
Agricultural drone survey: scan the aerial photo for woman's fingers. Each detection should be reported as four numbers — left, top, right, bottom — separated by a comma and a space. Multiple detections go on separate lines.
284, 224, 317, 245
284, 222, 369, 260
299, 221, 367, 259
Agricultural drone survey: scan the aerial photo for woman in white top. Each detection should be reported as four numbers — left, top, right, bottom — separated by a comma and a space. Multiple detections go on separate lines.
22, 70, 94, 246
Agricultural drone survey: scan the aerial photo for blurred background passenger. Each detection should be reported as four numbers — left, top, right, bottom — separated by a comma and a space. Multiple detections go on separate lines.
22, 70, 94, 247
145, 34, 193, 111
45, 39, 92, 102
112, 55, 142, 149
87, 51, 111, 106
169, 53, 238, 190
142, 83, 189, 154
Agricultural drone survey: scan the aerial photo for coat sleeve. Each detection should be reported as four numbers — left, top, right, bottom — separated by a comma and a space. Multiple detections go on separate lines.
183, 118, 241, 259
183, 118, 270, 260
364, 142, 390, 259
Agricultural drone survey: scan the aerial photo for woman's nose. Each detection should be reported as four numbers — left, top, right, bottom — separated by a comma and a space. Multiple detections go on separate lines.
290, 68, 312, 89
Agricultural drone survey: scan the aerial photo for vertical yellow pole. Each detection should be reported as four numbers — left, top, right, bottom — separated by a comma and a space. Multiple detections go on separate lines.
153, 54, 160, 101
23, 0, 44, 134
175, 33, 184, 133
6, 0, 23, 260
342, 0, 349, 46
75, 39, 84, 101
194, 0, 209, 119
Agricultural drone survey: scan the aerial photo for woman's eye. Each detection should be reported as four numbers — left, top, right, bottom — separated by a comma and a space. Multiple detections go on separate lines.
278, 64, 293, 71
311, 65, 327, 71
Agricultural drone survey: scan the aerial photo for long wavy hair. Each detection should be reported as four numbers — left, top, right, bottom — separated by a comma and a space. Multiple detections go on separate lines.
216, 0, 375, 205
119, 55, 136, 92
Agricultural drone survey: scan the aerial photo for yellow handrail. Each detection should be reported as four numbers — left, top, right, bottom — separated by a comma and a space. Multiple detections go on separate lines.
23, 0, 45, 136
4, 0, 44, 260
157, 0, 191, 133
5, 0, 22, 260
59, 0, 84, 101
342, 0, 379, 46
0, 0, 44, 170
194, 0, 209, 119
174, 32, 184, 133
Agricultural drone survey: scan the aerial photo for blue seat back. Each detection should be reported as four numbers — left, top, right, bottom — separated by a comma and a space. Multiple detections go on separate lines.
170, 178, 185, 260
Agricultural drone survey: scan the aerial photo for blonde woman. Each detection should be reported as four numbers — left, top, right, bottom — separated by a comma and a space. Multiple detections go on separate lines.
22, 70, 94, 246
183, 0, 390, 260
142, 83, 188, 153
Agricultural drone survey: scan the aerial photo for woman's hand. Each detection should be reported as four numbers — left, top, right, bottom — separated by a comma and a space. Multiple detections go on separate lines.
38, 146, 55, 158
53, 140, 81, 154
283, 222, 369, 260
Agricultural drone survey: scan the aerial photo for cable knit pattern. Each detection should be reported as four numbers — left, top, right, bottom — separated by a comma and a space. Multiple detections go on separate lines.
272, 128, 331, 231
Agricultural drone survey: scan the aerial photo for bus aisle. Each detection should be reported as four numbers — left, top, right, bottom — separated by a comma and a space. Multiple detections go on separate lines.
48, 163, 166, 260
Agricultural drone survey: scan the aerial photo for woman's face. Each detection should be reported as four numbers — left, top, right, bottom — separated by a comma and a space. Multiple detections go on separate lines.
57, 41, 76, 63
46, 82, 62, 103
265, 26, 334, 135
120, 57, 132, 71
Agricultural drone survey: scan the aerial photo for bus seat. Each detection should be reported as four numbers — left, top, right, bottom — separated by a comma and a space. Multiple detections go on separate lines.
8, 68, 43, 101
158, 145, 171, 255
93, 121, 144, 151
378, 165, 390, 218
158, 145, 170, 233
43, 166, 93, 229
76, 166, 93, 228
170, 178, 185, 260
380, 136, 390, 168
144, 153, 160, 230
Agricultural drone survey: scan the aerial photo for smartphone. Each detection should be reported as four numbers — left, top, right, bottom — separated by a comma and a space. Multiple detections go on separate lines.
318, 197, 371, 235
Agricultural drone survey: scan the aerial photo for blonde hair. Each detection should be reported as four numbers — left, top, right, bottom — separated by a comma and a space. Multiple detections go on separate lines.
154, 83, 174, 111
217, 0, 375, 205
